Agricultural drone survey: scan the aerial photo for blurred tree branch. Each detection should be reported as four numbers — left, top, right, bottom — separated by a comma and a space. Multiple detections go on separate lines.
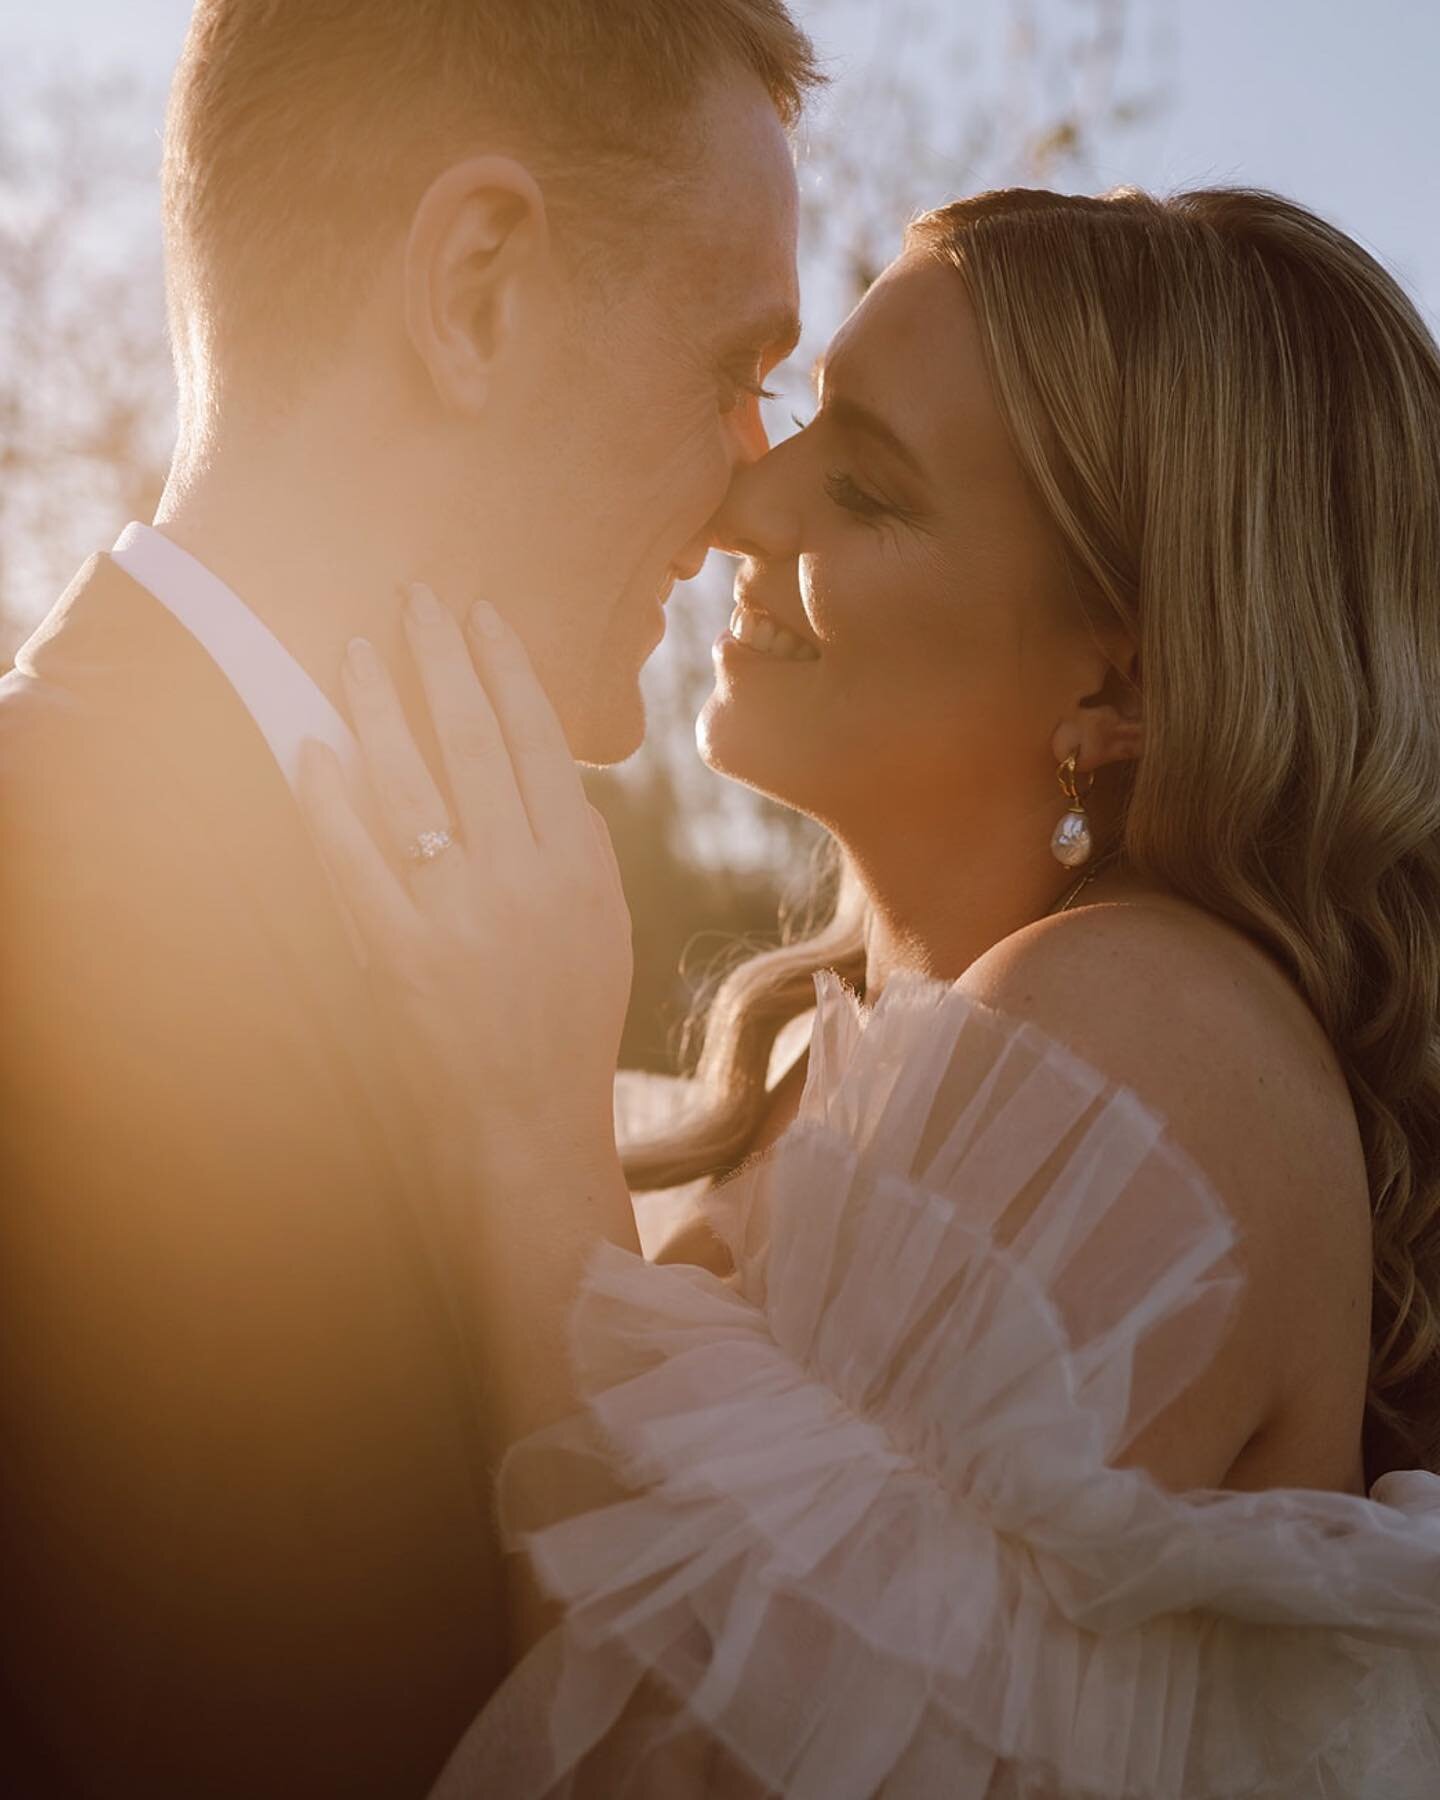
0, 70, 172, 659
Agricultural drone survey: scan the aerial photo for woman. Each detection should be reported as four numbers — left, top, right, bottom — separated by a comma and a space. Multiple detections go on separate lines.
302, 186, 1440, 1795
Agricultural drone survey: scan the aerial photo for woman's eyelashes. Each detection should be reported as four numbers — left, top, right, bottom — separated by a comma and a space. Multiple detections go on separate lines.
789, 412, 908, 526
823, 469, 893, 522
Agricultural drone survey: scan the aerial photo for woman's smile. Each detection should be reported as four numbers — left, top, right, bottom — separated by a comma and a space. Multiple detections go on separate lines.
720, 599, 821, 662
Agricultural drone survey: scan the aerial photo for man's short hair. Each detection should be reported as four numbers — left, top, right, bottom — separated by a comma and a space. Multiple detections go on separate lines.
162, 0, 822, 392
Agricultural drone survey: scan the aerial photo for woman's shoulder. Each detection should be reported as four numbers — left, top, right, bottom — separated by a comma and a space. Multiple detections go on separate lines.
956, 884, 1373, 1490
957, 883, 1363, 1187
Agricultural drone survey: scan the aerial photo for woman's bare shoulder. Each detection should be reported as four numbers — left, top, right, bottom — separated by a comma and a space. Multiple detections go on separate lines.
958, 886, 1361, 1179
957, 886, 1373, 1489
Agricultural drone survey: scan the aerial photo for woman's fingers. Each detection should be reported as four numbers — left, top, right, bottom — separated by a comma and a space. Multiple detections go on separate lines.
401, 584, 532, 858
341, 634, 457, 872
463, 601, 592, 856
345, 585, 601, 921
298, 738, 421, 957
588, 803, 626, 905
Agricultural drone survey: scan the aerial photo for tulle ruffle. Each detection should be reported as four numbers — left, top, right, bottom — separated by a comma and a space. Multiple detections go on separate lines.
435, 974, 1440, 1798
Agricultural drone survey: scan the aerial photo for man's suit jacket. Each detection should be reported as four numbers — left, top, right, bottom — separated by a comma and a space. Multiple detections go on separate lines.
0, 557, 505, 1797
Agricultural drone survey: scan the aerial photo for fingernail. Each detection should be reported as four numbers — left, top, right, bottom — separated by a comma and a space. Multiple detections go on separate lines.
469, 600, 505, 640
407, 582, 444, 624
346, 637, 381, 683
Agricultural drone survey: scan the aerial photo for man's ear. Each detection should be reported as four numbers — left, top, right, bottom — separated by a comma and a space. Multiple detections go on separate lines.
403, 156, 550, 416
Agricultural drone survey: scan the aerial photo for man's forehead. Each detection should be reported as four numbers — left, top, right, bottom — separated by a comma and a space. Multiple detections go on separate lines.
690, 192, 800, 352
667, 73, 801, 341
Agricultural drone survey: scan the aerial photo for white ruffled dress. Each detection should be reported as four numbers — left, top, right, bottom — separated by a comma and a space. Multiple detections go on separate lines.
433, 974, 1440, 1798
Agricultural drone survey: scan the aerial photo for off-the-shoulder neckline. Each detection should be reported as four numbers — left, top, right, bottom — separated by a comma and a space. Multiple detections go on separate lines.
808, 966, 1233, 1215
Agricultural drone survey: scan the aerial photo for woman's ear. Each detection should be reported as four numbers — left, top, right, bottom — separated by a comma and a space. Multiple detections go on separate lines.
403, 155, 551, 416
1054, 645, 1144, 772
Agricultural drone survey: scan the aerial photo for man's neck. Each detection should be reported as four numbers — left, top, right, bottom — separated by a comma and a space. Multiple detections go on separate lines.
155, 453, 417, 719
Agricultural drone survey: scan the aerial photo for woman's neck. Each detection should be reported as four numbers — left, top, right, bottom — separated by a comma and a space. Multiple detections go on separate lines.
850, 813, 1137, 1001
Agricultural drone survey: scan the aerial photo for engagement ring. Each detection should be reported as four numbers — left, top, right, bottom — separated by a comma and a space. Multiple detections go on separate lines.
406, 828, 456, 866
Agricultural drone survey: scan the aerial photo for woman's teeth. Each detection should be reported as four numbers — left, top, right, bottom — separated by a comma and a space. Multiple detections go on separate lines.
728, 604, 820, 662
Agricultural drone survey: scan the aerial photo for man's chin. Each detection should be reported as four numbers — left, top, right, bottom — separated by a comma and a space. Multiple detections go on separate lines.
567, 690, 648, 769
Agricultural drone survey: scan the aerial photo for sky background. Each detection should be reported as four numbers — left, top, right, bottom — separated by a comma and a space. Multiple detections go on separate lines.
5, 0, 1437, 330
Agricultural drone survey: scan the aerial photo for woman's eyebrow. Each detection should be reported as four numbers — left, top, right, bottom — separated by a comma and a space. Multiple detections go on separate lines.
824, 392, 926, 481
810, 356, 925, 480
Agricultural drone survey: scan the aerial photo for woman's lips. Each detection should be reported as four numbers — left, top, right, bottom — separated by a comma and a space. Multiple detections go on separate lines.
725, 600, 820, 662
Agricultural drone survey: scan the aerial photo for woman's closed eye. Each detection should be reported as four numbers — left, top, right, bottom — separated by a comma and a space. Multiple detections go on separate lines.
823, 469, 893, 522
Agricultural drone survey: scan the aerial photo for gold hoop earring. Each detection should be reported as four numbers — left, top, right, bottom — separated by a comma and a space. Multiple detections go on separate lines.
1051, 751, 1094, 868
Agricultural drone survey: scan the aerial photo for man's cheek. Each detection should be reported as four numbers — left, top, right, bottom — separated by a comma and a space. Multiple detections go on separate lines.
633, 398, 727, 491
675, 419, 735, 519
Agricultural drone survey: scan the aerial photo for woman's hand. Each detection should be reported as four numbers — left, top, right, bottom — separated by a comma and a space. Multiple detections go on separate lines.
298, 582, 634, 1179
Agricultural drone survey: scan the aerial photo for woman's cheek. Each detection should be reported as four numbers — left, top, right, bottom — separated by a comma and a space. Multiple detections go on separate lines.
801, 558, 871, 651
807, 566, 923, 670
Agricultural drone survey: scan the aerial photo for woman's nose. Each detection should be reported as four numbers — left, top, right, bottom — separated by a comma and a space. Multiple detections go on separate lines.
707, 435, 801, 562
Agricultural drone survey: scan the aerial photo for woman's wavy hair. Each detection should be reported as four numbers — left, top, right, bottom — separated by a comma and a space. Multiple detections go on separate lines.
623, 185, 1440, 1484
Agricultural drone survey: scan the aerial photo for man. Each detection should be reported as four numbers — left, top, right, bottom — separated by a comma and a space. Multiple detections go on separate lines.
0, 2, 814, 1793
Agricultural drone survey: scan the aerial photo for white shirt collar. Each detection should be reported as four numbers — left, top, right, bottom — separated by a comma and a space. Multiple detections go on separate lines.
110, 521, 359, 796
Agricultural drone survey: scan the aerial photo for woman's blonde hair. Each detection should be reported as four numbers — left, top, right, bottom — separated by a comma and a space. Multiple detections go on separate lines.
624, 186, 1440, 1483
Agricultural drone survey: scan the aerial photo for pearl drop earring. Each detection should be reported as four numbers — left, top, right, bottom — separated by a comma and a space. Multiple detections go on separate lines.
1050, 751, 1094, 868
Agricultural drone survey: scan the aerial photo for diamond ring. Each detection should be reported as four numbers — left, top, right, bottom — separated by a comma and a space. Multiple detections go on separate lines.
405, 827, 456, 866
